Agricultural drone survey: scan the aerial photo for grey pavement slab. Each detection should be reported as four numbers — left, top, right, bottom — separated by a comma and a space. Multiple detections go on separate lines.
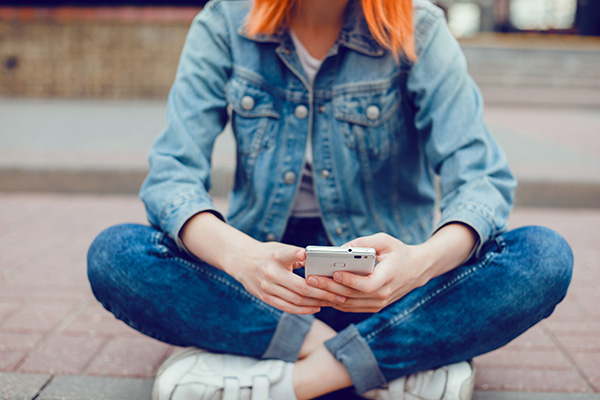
36, 375, 153, 400
473, 392, 600, 400
0, 373, 51, 400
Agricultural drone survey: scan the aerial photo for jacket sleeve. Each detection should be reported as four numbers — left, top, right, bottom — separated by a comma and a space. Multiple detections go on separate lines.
139, 3, 231, 245
406, 6, 517, 255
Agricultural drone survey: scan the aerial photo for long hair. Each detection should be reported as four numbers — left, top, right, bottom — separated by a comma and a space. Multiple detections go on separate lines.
245, 0, 416, 61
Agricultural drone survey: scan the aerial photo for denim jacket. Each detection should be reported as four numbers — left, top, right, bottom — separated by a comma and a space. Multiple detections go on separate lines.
140, 0, 516, 254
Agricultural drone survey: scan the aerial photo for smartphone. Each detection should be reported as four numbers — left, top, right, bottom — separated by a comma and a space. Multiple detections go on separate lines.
305, 246, 376, 277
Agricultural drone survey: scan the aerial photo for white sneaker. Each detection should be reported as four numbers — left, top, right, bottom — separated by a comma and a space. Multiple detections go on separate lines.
361, 361, 475, 400
152, 347, 286, 400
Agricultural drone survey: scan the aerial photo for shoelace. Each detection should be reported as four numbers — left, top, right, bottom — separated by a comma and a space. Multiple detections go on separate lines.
222, 375, 271, 400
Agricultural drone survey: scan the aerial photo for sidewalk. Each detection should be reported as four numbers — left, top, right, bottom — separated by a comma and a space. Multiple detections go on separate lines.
1, 97, 599, 208
0, 193, 599, 399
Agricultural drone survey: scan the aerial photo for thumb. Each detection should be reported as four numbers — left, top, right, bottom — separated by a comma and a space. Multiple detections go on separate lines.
344, 233, 395, 255
274, 244, 304, 265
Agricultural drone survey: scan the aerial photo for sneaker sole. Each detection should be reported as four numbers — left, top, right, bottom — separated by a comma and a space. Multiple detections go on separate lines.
152, 347, 206, 400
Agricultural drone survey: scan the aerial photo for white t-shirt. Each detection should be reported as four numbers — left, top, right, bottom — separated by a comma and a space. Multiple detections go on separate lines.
289, 30, 323, 218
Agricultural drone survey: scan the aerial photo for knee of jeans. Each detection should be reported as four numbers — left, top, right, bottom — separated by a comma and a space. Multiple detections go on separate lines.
87, 224, 139, 302
518, 226, 574, 308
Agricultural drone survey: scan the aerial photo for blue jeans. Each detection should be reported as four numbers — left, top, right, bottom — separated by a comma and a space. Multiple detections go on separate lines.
87, 218, 572, 394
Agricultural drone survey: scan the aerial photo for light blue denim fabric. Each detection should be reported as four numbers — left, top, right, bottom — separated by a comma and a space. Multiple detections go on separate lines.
139, 0, 516, 254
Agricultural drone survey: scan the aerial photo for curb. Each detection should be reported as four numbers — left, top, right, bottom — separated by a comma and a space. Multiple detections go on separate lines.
1, 165, 598, 208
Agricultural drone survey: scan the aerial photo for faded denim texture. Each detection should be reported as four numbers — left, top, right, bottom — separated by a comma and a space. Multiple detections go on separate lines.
139, 0, 516, 254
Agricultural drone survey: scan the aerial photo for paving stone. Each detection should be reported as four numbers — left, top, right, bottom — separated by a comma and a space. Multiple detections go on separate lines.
570, 352, 600, 392
475, 367, 591, 392
473, 392, 600, 400
17, 335, 106, 375
0, 283, 85, 304
0, 303, 76, 333
474, 348, 571, 370
85, 336, 172, 378
0, 372, 51, 400
0, 332, 43, 350
555, 333, 600, 352
36, 375, 153, 400
500, 325, 555, 350
0, 351, 26, 370
0, 302, 20, 323
544, 320, 600, 336
61, 302, 141, 338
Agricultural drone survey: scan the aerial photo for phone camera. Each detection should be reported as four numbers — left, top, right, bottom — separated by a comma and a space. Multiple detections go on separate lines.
348, 248, 352, 252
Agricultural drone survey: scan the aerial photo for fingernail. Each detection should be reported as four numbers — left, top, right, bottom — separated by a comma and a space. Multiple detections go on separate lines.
307, 277, 318, 286
333, 273, 342, 282
335, 296, 345, 303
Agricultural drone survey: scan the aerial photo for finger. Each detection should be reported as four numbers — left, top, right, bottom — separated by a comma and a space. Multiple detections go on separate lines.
305, 275, 365, 299
343, 233, 394, 254
273, 244, 305, 266
267, 283, 333, 307
331, 271, 386, 294
286, 274, 348, 304
292, 249, 306, 269
265, 294, 322, 315
329, 296, 392, 313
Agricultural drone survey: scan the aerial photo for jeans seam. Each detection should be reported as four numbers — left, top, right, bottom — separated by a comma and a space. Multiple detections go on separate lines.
364, 247, 503, 342
165, 255, 282, 318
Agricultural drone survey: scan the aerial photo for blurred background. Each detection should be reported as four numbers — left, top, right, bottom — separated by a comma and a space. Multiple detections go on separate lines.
0, 0, 599, 203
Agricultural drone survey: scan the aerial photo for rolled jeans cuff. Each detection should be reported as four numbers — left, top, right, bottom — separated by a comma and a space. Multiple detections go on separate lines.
325, 324, 386, 394
261, 313, 314, 362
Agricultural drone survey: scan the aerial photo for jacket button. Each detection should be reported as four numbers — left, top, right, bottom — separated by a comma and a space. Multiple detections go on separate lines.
317, 105, 326, 113
335, 227, 344, 235
295, 105, 308, 120
284, 171, 297, 185
366, 105, 380, 120
320, 169, 330, 179
241, 96, 255, 111
266, 233, 277, 241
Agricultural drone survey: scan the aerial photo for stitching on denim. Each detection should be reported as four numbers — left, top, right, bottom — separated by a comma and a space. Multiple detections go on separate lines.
166, 256, 282, 318
332, 327, 359, 352
151, 231, 170, 256
365, 250, 500, 342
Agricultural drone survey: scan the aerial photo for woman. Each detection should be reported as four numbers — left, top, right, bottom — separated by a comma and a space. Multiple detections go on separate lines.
87, 0, 573, 399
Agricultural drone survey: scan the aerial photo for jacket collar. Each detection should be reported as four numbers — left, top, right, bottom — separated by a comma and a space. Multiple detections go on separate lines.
237, 0, 385, 57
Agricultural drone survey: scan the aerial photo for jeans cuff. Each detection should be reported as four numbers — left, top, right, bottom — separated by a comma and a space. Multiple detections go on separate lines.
261, 313, 314, 362
325, 324, 386, 394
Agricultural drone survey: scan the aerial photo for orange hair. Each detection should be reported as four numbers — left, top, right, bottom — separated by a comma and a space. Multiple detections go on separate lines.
245, 0, 416, 61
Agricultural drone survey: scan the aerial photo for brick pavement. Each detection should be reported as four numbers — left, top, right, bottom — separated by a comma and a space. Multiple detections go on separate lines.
0, 193, 599, 397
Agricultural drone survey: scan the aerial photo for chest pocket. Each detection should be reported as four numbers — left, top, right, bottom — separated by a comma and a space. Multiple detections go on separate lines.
333, 85, 401, 160
226, 76, 281, 176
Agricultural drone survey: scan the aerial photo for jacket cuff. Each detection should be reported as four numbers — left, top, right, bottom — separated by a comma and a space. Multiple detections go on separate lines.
159, 189, 226, 254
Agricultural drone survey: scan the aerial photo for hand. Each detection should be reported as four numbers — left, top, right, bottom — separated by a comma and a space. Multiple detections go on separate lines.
180, 212, 344, 315
228, 241, 344, 315
306, 233, 432, 313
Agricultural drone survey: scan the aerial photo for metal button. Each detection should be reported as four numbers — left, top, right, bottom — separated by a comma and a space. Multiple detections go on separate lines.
295, 105, 308, 120
320, 169, 330, 179
241, 96, 255, 111
366, 105, 380, 120
284, 171, 297, 185
266, 233, 277, 241
317, 105, 326, 113
335, 227, 344, 235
